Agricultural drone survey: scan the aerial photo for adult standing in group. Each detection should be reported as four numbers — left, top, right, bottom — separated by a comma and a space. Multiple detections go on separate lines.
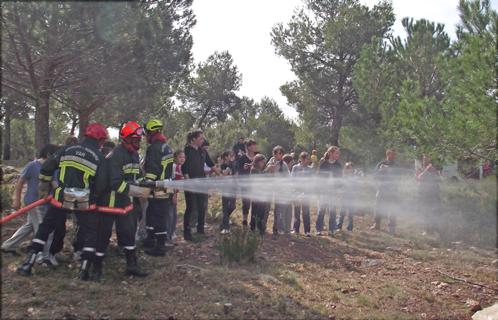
371, 149, 399, 234
182, 130, 220, 241
265, 145, 290, 238
315, 146, 343, 236
235, 139, 258, 226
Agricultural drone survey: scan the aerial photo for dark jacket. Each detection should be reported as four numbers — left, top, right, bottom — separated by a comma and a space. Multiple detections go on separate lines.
318, 160, 343, 178
182, 145, 214, 179
144, 140, 174, 181
98, 144, 140, 209
39, 138, 106, 205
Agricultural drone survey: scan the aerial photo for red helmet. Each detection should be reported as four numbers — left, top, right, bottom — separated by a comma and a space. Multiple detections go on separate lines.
84, 123, 109, 141
120, 121, 144, 140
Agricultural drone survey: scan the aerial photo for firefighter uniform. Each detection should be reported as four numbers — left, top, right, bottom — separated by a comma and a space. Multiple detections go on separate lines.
143, 120, 174, 257
18, 124, 108, 279
92, 122, 147, 280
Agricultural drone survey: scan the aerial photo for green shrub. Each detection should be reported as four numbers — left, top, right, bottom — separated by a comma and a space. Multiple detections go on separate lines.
217, 228, 260, 264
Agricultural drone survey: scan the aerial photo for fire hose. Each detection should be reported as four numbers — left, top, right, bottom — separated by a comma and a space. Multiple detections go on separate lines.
0, 196, 52, 225
0, 180, 175, 225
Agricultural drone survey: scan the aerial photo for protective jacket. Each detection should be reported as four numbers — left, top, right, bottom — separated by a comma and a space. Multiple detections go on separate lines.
98, 144, 140, 212
39, 138, 105, 209
144, 138, 173, 182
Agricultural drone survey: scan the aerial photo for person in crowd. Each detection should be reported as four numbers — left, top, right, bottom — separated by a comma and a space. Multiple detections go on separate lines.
416, 154, 442, 235
1, 144, 60, 259
233, 137, 246, 159
265, 145, 290, 238
73, 140, 114, 262
92, 121, 148, 281
236, 139, 258, 226
182, 130, 220, 241
142, 119, 174, 256
219, 151, 237, 234
278, 154, 294, 234
250, 154, 269, 235
310, 150, 319, 170
169, 150, 186, 243
17, 123, 108, 279
316, 146, 342, 236
337, 162, 355, 231
291, 151, 312, 236
202, 140, 215, 177
371, 149, 398, 234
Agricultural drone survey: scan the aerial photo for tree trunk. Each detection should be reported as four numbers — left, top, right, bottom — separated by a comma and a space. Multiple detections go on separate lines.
2, 104, 12, 160
78, 111, 90, 140
329, 113, 342, 147
35, 94, 50, 152
70, 117, 78, 136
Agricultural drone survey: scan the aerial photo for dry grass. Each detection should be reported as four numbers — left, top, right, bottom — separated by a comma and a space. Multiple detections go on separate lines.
1, 195, 497, 319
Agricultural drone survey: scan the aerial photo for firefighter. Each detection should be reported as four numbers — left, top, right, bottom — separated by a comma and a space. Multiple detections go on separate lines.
17, 123, 108, 280
91, 121, 148, 281
142, 119, 174, 257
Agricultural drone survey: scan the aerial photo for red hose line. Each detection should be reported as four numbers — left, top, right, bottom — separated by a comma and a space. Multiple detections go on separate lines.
0, 196, 52, 225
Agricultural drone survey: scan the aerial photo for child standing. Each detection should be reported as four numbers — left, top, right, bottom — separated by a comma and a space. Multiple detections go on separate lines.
291, 152, 312, 236
250, 154, 269, 235
168, 150, 186, 242
265, 146, 290, 238
220, 151, 237, 234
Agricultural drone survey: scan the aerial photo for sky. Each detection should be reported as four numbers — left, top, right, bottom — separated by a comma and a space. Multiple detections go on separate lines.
191, 0, 498, 120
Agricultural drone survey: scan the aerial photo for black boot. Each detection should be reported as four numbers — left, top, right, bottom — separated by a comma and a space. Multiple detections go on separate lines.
90, 256, 103, 282
145, 234, 167, 257
125, 249, 148, 277
78, 259, 92, 281
143, 229, 155, 249
17, 251, 38, 276
183, 229, 193, 242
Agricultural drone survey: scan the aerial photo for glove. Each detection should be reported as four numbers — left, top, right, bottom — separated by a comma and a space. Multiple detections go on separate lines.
38, 181, 51, 198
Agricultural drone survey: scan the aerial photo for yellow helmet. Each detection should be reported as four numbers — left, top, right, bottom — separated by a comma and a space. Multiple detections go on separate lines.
145, 119, 163, 133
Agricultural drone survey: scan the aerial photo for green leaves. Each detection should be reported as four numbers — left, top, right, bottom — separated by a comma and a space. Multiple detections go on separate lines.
353, 0, 496, 163
272, 0, 395, 146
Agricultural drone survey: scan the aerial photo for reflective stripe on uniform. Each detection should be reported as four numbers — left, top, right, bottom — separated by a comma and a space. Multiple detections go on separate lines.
123, 168, 140, 175
95, 252, 105, 257
123, 163, 140, 175
109, 191, 116, 208
39, 174, 52, 182
155, 231, 167, 235
123, 246, 136, 251
160, 158, 174, 180
145, 173, 157, 180
82, 247, 96, 252
117, 181, 128, 193
83, 172, 90, 189
59, 166, 66, 183
33, 239, 46, 245
54, 187, 62, 201
59, 161, 96, 177
60, 155, 98, 171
